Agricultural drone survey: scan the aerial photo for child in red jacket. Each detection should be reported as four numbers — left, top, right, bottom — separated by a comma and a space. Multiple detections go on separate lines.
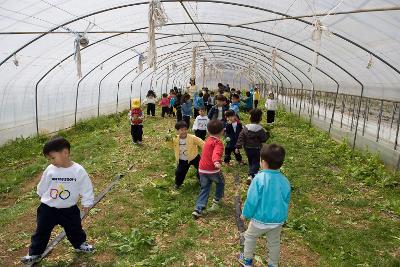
192, 119, 225, 219
129, 98, 144, 145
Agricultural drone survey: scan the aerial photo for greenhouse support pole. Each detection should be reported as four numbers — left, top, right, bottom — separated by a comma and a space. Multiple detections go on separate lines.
116, 83, 120, 115
130, 83, 133, 109
97, 82, 102, 117
362, 98, 368, 136
352, 85, 365, 151
298, 88, 304, 117
340, 95, 345, 128
324, 92, 328, 120
394, 107, 400, 150
390, 102, 397, 129
376, 99, 384, 142
329, 83, 340, 134
350, 96, 357, 131
74, 80, 83, 126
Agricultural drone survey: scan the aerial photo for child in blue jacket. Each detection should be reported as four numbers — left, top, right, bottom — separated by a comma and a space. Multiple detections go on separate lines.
239, 144, 291, 267
181, 93, 193, 128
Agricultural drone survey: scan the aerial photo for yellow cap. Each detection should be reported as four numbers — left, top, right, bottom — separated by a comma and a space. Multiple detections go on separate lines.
131, 98, 140, 108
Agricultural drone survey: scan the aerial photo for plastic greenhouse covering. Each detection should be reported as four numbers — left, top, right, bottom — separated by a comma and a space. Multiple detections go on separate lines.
0, 0, 400, 147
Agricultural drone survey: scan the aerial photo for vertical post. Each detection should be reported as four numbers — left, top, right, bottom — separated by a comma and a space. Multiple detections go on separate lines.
116, 83, 120, 115
394, 107, 400, 150
74, 81, 81, 126
324, 92, 328, 121
376, 99, 384, 142
289, 88, 292, 113
309, 84, 316, 124
130, 83, 133, 109
97, 82, 102, 117
350, 96, 357, 131
329, 84, 340, 134
340, 94, 345, 128
362, 98, 368, 136
35, 83, 39, 135
390, 102, 396, 129
298, 88, 304, 117
352, 85, 365, 151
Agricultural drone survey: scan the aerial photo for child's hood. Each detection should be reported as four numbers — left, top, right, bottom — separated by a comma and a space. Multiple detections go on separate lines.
245, 123, 263, 132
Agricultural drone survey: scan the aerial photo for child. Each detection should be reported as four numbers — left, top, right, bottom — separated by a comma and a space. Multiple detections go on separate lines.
224, 110, 244, 165
193, 92, 205, 118
238, 144, 290, 267
175, 91, 183, 122
181, 93, 193, 128
265, 92, 278, 124
170, 121, 204, 189
192, 120, 225, 219
207, 91, 215, 113
230, 93, 241, 118
169, 91, 176, 117
253, 87, 261, 109
129, 98, 144, 145
143, 90, 157, 116
21, 137, 94, 264
241, 91, 254, 112
208, 95, 228, 122
192, 107, 210, 140
236, 109, 269, 184
160, 93, 170, 118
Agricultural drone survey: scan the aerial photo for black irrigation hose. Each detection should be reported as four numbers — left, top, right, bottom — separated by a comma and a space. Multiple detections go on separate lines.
27, 170, 129, 266
234, 173, 246, 247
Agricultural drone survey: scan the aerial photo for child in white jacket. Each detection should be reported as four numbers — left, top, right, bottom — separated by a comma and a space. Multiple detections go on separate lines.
192, 107, 210, 140
21, 137, 94, 264
265, 92, 278, 124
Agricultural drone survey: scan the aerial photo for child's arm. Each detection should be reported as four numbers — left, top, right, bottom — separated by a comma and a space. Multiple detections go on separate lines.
37, 167, 51, 197
260, 129, 270, 143
192, 117, 198, 131
79, 169, 94, 213
193, 135, 205, 149
242, 179, 260, 220
235, 129, 246, 150
212, 141, 224, 169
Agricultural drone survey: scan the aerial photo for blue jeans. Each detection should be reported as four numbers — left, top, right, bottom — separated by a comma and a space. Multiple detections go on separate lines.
245, 147, 260, 177
195, 172, 225, 211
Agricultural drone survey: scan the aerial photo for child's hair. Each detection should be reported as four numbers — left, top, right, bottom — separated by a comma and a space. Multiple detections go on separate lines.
231, 93, 240, 100
146, 90, 156, 98
246, 91, 251, 97
43, 137, 71, 155
162, 93, 168, 98
225, 110, 235, 118
199, 106, 206, 111
175, 121, 188, 130
183, 93, 190, 101
199, 92, 204, 97
210, 91, 215, 96
216, 95, 226, 102
260, 144, 285, 169
249, 108, 263, 123
207, 119, 224, 135
170, 89, 175, 94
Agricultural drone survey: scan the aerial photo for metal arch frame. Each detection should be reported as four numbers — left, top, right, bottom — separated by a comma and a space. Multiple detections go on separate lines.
1, 0, 398, 79
32, 21, 355, 133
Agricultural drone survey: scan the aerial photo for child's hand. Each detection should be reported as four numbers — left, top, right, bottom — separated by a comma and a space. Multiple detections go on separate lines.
214, 162, 221, 169
235, 148, 240, 154
240, 215, 246, 221
83, 207, 90, 215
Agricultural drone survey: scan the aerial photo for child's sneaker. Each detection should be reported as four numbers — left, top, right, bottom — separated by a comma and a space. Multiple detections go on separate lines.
238, 253, 253, 266
75, 242, 94, 253
246, 176, 253, 185
209, 199, 220, 211
192, 210, 202, 219
21, 255, 40, 264
137, 141, 143, 145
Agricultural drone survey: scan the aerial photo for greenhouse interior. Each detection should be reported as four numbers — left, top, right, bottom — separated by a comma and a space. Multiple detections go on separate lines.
0, 1, 399, 266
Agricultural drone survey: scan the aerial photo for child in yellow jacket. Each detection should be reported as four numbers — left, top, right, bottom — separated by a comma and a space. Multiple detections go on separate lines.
168, 121, 204, 189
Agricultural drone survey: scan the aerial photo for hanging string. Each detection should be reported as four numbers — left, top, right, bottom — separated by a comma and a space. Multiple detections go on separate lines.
148, 0, 168, 71
191, 46, 197, 80
73, 22, 94, 78
367, 54, 373, 69
137, 53, 145, 73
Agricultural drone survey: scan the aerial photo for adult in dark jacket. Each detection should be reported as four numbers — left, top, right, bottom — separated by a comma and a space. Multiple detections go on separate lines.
236, 108, 269, 184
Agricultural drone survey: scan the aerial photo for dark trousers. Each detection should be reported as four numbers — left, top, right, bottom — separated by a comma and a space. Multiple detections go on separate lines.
194, 129, 207, 140
245, 147, 261, 177
176, 108, 182, 122
131, 125, 143, 142
183, 115, 191, 128
169, 107, 175, 117
193, 108, 199, 118
267, 110, 276, 123
175, 155, 200, 187
254, 100, 259, 109
29, 203, 86, 255
224, 146, 242, 163
147, 103, 155, 116
161, 107, 169, 117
